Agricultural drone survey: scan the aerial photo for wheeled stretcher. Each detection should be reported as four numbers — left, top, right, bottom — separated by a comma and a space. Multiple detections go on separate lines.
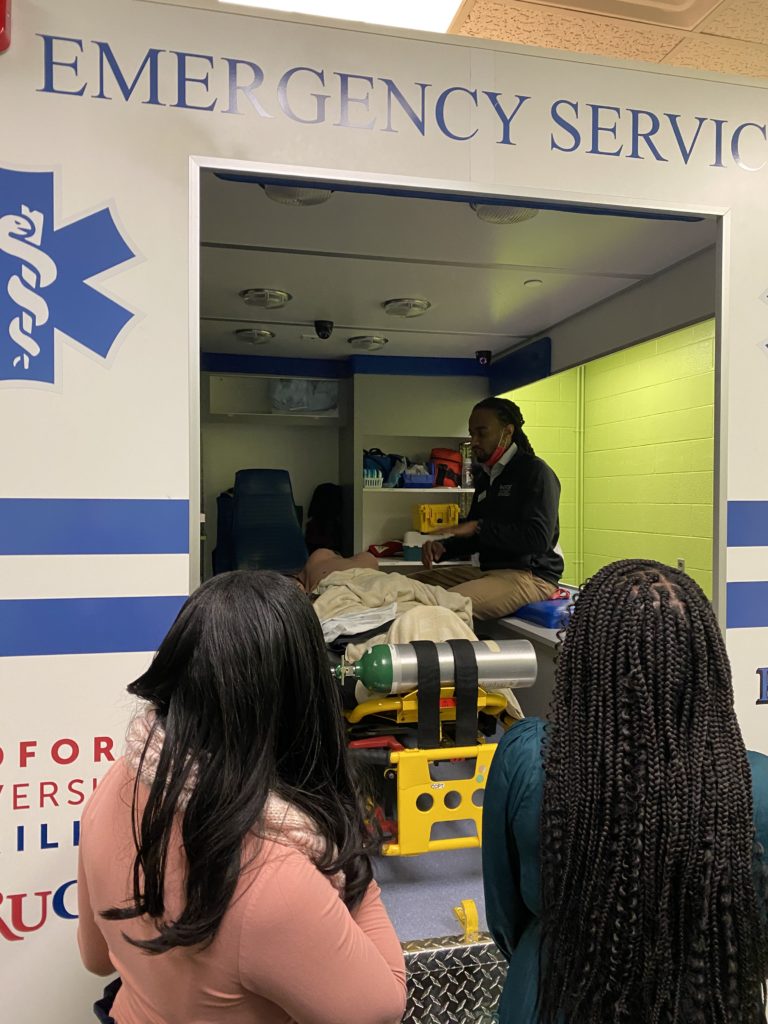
336, 638, 537, 857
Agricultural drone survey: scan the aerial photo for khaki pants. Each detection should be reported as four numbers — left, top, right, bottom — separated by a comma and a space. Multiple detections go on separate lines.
409, 566, 556, 620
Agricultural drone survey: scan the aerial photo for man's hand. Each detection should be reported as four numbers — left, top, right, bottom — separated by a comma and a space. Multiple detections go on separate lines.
422, 522, 479, 568
421, 540, 446, 569
446, 520, 480, 539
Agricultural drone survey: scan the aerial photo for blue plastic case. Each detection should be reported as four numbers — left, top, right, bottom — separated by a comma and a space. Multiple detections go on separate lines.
514, 598, 571, 630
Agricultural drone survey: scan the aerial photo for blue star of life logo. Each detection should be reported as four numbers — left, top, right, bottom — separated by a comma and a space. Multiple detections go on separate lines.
0, 168, 135, 385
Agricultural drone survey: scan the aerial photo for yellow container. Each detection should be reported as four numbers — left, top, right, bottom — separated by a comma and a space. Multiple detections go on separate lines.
413, 503, 460, 533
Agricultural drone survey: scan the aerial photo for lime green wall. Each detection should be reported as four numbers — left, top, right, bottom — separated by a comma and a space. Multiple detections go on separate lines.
582, 320, 715, 596
499, 368, 582, 583
499, 319, 715, 595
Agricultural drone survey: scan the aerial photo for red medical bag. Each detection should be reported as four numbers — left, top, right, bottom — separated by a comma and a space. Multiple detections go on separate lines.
430, 448, 462, 488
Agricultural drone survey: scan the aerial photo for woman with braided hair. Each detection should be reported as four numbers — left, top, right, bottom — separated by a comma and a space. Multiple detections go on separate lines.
482, 559, 768, 1023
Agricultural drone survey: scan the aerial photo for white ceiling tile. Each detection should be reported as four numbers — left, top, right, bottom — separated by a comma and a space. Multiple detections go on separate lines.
495, 0, 726, 31
662, 31, 768, 76
699, 0, 768, 47
457, 0, 683, 60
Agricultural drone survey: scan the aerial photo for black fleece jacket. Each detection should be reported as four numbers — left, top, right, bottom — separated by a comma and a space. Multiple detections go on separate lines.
441, 447, 564, 584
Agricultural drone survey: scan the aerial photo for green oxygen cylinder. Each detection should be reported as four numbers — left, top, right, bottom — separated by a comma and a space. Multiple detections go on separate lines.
335, 639, 537, 702
353, 645, 395, 692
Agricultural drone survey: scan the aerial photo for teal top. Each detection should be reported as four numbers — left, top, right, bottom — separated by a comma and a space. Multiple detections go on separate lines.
482, 718, 768, 1024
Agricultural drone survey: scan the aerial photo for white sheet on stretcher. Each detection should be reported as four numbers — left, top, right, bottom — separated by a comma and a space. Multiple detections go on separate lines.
313, 567, 473, 628
321, 602, 398, 644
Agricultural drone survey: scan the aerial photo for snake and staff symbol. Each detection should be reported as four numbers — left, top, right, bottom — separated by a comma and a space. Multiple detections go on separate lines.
0, 205, 58, 370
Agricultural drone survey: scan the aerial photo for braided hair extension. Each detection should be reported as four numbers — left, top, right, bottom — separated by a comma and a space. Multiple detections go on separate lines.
472, 397, 536, 455
539, 559, 768, 1024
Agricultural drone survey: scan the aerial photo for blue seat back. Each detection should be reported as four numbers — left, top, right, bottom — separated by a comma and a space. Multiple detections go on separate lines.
232, 469, 308, 573
212, 489, 235, 575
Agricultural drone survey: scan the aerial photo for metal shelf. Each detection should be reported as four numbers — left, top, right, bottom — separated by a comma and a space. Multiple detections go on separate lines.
362, 488, 473, 494
206, 412, 340, 426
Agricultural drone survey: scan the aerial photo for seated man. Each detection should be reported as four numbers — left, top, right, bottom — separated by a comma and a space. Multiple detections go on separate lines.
412, 397, 563, 620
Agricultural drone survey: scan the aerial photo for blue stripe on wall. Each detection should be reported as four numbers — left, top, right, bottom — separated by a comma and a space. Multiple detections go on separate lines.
727, 501, 768, 547
490, 338, 552, 394
726, 582, 768, 629
201, 353, 349, 378
0, 499, 189, 555
348, 355, 489, 377
0, 595, 187, 657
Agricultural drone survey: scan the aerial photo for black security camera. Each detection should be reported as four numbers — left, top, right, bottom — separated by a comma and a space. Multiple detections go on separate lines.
476, 350, 492, 367
315, 320, 334, 340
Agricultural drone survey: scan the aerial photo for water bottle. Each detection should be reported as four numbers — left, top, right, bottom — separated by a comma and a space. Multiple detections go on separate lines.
460, 441, 473, 489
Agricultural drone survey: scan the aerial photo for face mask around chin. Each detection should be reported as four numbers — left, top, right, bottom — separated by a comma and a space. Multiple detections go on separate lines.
484, 433, 512, 468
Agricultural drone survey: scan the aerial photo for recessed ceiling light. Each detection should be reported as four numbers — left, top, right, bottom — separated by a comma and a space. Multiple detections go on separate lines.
263, 185, 333, 207
348, 335, 389, 351
470, 202, 539, 225
235, 328, 275, 344
239, 288, 292, 308
383, 297, 431, 318
524, 279, 544, 288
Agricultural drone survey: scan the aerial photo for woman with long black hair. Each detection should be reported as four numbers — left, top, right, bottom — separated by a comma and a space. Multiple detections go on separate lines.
483, 559, 768, 1023
77, 571, 406, 1024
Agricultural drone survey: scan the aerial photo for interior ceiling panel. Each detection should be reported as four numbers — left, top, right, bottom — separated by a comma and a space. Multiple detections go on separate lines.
452, 0, 768, 81
200, 247, 642, 348
200, 172, 716, 362
200, 176, 715, 279
200, 320, 530, 361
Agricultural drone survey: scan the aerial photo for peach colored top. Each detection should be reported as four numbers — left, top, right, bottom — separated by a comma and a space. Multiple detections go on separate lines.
77, 759, 406, 1024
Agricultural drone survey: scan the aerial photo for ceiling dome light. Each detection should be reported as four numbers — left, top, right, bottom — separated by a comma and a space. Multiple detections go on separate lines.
470, 202, 539, 225
524, 279, 544, 288
383, 297, 432, 318
235, 328, 275, 344
239, 288, 292, 309
348, 335, 389, 352
262, 185, 333, 207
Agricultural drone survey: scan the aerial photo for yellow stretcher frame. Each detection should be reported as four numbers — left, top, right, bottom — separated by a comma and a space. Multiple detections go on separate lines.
345, 686, 510, 857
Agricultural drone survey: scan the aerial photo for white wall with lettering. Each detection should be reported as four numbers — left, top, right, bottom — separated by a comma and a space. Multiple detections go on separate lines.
1, 1, 767, 1020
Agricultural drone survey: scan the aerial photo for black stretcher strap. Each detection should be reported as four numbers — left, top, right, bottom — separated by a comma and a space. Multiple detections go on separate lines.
447, 640, 480, 747
411, 641, 441, 750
